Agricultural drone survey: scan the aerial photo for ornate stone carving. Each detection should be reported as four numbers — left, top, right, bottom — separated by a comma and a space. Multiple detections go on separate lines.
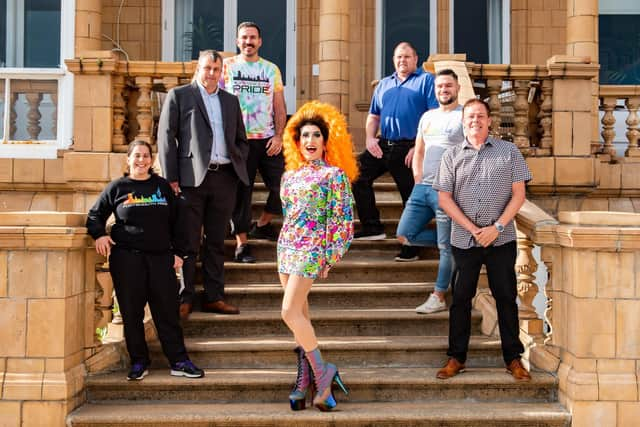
625, 96, 640, 157
516, 231, 539, 320
600, 96, 617, 156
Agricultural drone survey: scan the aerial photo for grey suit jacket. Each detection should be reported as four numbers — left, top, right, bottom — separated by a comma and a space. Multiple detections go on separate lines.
157, 82, 249, 187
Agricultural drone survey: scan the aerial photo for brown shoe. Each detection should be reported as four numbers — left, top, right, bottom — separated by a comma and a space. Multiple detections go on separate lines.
506, 359, 531, 381
436, 358, 465, 379
179, 302, 193, 320
202, 300, 240, 315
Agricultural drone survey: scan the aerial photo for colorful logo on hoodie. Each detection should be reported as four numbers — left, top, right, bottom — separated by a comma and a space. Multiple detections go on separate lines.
123, 187, 168, 207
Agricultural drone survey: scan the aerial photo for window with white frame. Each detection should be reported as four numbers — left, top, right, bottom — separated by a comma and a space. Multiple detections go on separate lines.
1, 0, 73, 159
162, 0, 296, 114
599, 0, 640, 84
451, 0, 509, 64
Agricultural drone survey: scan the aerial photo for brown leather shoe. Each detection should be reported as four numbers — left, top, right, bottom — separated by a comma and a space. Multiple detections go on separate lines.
436, 358, 465, 379
202, 300, 240, 315
179, 302, 193, 320
506, 358, 532, 381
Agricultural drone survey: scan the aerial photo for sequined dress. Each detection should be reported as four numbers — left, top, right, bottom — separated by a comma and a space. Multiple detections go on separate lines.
277, 159, 354, 279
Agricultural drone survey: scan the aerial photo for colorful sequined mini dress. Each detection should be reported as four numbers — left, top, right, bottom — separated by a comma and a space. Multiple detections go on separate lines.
277, 160, 354, 279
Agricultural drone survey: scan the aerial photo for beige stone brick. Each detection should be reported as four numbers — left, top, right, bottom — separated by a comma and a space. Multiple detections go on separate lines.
0, 401, 21, 427
92, 107, 113, 152
564, 249, 596, 297
572, 111, 592, 155
44, 159, 66, 184
528, 45, 552, 66
597, 252, 635, 299
46, 251, 68, 298
573, 0, 598, 16
567, 15, 596, 43
572, 42, 598, 61
27, 298, 66, 357
617, 300, 640, 358
619, 402, 640, 427
0, 299, 26, 357
621, 162, 640, 190
0, 159, 12, 183
552, 111, 572, 155
571, 401, 616, 427
599, 372, 638, 400
526, 157, 554, 186
56, 194, 74, 212
30, 193, 57, 211
598, 162, 622, 190
68, 250, 85, 297
598, 359, 636, 373
3, 359, 43, 400
13, 160, 44, 183
8, 251, 46, 298
555, 157, 595, 187
63, 152, 110, 182
568, 297, 615, 358
6, 358, 44, 373
610, 198, 636, 213
564, 364, 599, 400
553, 80, 593, 112
528, 28, 545, 44
22, 401, 67, 427
318, 61, 342, 81
580, 198, 609, 211
72, 107, 93, 151
0, 251, 6, 297
529, 10, 550, 28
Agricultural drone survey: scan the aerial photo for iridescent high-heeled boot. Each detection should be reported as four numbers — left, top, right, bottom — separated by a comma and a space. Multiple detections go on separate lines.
305, 348, 349, 411
289, 347, 313, 410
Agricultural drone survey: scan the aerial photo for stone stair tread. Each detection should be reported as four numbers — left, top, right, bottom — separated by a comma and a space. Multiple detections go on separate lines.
88, 366, 556, 388
159, 335, 500, 352
68, 401, 571, 426
185, 308, 478, 321
223, 259, 439, 269
224, 281, 433, 289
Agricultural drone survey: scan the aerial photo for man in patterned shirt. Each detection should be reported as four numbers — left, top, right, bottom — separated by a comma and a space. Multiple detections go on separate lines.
433, 98, 533, 382
220, 21, 287, 263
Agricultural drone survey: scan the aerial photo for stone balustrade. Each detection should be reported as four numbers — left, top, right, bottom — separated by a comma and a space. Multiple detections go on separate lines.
599, 85, 640, 158
0, 77, 58, 142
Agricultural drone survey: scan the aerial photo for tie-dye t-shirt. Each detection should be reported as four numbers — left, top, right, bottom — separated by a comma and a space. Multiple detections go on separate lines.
220, 56, 284, 139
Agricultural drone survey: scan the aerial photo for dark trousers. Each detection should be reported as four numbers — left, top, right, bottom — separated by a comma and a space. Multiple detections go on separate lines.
179, 166, 238, 303
109, 247, 188, 366
232, 137, 284, 234
352, 140, 414, 230
448, 241, 524, 364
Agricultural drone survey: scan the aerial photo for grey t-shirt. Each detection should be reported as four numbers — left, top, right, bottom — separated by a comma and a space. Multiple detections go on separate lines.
417, 105, 464, 185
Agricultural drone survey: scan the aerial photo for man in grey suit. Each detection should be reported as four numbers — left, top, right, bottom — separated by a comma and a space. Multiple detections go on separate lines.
158, 49, 249, 318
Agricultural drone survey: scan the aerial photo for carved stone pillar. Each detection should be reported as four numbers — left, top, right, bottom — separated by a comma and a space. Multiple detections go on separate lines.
318, 0, 350, 115
625, 96, 640, 157
50, 91, 58, 137
112, 75, 127, 152
487, 79, 502, 137
516, 230, 539, 320
538, 79, 552, 156
9, 93, 17, 139
600, 96, 617, 156
135, 76, 153, 144
25, 92, 43, 140
513, 80, 531, 155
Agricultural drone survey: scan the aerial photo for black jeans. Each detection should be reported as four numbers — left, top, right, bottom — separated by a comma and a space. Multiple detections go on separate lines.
352, 139, 414, 231
109, 247, 188, 366
232, 137, 284, 234
448, 241, 524, 364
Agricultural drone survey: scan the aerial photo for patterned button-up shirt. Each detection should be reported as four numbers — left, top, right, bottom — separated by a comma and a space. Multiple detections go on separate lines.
433, 136, 531, 249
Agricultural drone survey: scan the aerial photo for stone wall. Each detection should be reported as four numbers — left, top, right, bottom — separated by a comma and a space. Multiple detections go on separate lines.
511, 0, 567, 64
101, 0, 161, 60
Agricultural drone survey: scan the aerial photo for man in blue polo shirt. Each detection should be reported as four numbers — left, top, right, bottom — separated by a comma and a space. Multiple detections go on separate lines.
353, 41, 438, 240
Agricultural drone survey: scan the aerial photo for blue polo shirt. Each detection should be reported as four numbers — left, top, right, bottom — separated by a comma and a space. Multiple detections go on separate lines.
369, 69, 438, 141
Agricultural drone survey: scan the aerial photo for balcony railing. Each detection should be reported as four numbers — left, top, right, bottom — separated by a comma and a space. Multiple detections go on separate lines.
598, 85, 640, 158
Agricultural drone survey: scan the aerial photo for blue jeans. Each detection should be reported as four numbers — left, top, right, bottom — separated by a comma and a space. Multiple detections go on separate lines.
396, 184, 453, 293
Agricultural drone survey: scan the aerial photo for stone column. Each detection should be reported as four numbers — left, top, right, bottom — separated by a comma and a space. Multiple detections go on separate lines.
535, 211, 640, 426
0, 212, 94, 427
318, 0, 350, 115
76, 0, 103, 55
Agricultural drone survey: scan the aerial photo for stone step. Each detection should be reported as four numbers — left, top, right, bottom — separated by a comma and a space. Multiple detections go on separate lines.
68, 401, 571, 427
252, 200, 404, 220
198, 282, 437, 310
253, 181, 403, 202
237, 218, 412, 237
180, 308, 481, 337
221, 260, 440, 283
149, 335, 503, 369
85, 367, 559, 403
223, 239, 439, 261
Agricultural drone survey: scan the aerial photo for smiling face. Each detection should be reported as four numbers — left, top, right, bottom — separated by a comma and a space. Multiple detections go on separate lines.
236, 26, 262, 59
435, 74, 460, 106
463, 101, 492, 144
298, 124, 326, 162
393, 44, 418, 78
127, 144, 152, 179
196, 55, 222, 94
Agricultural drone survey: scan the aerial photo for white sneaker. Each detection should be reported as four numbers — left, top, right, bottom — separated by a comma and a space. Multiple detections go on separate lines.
415, 293, 447, 314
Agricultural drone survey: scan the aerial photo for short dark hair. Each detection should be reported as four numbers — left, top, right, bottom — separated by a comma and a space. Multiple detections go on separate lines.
295, 117, 329, 143
462, 98, 491, 117
394, 42, 417, 56
436, 68, 458, 81
124, 140, 155, 176
237, 21, 261, 37
198, 49, 222, 64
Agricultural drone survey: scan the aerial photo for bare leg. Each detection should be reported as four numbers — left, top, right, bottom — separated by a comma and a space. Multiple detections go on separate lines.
235, 232, 248, 246
280, 274, 318, 352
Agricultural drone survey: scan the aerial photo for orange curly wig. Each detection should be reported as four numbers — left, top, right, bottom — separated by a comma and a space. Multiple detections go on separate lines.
282, 101, 359, 182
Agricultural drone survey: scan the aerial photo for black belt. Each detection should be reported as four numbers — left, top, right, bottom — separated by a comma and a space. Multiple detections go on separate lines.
380, 138, 414, 147
208, 163, 233, 172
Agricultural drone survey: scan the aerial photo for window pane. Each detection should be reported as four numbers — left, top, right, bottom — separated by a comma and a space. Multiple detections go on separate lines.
175, 0, 225, 61
383, 0, 429, 76
9, 79, 57, 141
599, 15, 640, 84
24, 0, 61, 67
454, 0, 489, 64
0, 0, 6, 67
237, 0, 287, 81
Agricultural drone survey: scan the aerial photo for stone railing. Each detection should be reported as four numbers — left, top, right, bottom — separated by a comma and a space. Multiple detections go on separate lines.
598, 85, 640, 158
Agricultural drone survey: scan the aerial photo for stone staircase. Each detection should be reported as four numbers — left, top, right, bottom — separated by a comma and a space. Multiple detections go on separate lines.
67, 181, 571, 426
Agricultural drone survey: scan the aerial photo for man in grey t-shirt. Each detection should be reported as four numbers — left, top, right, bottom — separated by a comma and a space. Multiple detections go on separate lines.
396, 69, 464, 314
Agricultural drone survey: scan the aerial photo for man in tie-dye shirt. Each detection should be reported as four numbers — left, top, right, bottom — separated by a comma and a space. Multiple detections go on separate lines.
220, 21, 287, 263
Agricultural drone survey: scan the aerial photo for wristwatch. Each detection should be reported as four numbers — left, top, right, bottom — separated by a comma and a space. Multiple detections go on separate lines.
494, 222, 505, 233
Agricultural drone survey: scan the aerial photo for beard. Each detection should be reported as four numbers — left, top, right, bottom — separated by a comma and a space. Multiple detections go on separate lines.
438, 95, 457, 106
